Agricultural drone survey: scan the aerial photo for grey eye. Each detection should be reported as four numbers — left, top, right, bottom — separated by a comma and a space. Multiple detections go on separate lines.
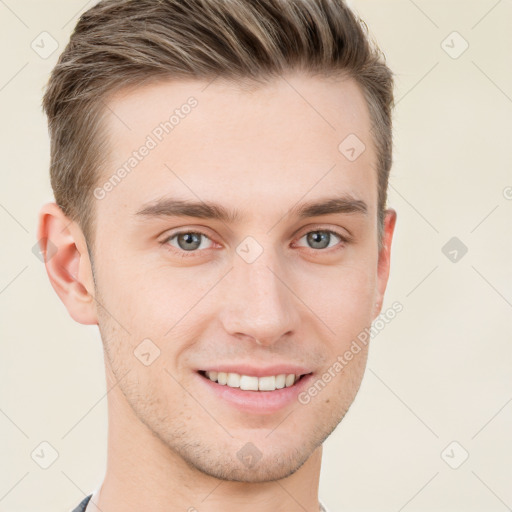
299, 230, 342, 250
167, 232, 212, 252
177, 232, 202, 251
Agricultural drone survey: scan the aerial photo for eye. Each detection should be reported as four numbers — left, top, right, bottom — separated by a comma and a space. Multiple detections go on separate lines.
160, 227, 350, 258
295, 229, 348, 251
161, 231, 214, 256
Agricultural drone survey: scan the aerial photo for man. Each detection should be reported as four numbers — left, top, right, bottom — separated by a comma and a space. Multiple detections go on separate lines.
37, 0, 396, 511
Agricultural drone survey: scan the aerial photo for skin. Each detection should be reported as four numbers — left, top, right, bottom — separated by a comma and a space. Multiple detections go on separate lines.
38, 72, 396, 512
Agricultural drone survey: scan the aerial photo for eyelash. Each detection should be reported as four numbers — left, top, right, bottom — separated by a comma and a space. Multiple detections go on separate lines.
159, 228, 351, 258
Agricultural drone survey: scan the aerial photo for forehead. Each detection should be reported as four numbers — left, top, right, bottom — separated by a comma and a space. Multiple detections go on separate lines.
96, 73, 377, 223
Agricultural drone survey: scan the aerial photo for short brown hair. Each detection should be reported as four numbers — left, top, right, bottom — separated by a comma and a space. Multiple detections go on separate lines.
42, 0, 394, 251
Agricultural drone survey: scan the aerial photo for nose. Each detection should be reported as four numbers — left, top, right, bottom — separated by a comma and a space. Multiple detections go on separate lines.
218, 252, 300, 347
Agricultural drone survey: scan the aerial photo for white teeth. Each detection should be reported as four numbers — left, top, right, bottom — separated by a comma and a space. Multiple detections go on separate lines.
204, 371, 304, 391
285, 374, 296, 387
275, 374, 286, 389
227, 373, 240, 388
240, 375, 259, 391
258, 376, 275, 391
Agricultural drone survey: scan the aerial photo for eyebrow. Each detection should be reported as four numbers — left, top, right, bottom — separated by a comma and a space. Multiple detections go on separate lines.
134, 195, 368, 223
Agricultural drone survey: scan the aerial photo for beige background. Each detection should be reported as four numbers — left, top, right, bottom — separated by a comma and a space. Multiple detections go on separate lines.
1, 1, 511, 511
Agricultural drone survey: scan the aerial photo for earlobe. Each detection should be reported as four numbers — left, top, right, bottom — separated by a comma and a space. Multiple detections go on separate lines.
36, 202, 98, 325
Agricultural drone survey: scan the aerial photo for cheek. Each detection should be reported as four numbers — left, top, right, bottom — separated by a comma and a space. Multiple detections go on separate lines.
340, 265, 376, 313
97, 259, 220, 351
299, 260, 377, 334
94, 252, 172, 315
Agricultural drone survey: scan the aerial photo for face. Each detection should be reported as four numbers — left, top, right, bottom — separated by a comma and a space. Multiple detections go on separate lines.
81, 73, 395, 482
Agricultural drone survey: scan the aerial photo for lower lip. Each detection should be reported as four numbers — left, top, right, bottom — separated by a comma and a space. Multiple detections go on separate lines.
196, 371, 314, 414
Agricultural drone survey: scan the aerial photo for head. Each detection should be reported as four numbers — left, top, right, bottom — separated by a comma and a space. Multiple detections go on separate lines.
39, 0, 396, 483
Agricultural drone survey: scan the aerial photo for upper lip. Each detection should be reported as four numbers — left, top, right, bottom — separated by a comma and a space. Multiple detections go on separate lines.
199, 364, 313, 378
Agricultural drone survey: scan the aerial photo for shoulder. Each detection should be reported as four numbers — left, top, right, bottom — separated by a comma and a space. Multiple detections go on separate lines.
70, 494, 92, 512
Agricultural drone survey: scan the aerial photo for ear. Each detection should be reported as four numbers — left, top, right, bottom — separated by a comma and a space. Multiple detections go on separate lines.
36, 202, 98, 325
373, 208, 397, 319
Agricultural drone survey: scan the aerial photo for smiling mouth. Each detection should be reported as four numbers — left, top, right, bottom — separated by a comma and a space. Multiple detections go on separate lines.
198, 370, 312, 392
